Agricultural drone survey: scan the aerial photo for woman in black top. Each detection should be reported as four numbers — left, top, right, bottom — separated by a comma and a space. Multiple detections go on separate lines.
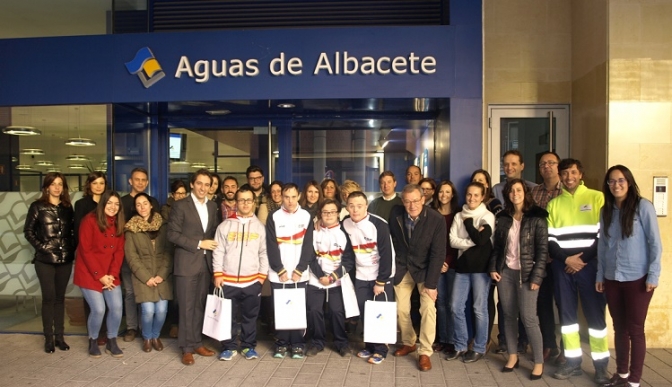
74, 172, 107, 246
23, 172, 76, 353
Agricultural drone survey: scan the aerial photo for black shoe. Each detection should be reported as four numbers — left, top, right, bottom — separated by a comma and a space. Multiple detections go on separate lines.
493, 342, 507, 354
594, 366, 611, 385
338, 347, 350, 357
530, 366, 544, 381
502, 358, 519, 372
123, 329, 137, 342
89, 338, 102, 358
463, 350, 484, 363
305, 345, 323, 357
44, 336, 55, 354
445, 349, 466, 361
553, 363, 582, 380
105, 337, 124, 358
602, 373, 629, 386
55, 338, 70, 351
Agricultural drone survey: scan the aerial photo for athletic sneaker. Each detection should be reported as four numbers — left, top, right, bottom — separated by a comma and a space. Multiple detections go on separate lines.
273, 346, 288, 359
291, 347, 305, 359
218, 349, 237, 361
242, 348, 259, 360
368, 354, 384, 365
357, 349, 372, 359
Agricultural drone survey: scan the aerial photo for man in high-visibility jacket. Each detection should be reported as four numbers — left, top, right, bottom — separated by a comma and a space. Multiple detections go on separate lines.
547, 158, 609, 384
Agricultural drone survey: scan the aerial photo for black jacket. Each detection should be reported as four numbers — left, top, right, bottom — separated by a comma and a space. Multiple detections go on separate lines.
389, 205, 447, 289
488, 206, 548, 285
454, 217, 493, 273
23, 201, 75, 264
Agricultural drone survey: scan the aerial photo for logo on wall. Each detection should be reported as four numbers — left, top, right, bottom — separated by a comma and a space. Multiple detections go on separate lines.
125, 47, 165, 88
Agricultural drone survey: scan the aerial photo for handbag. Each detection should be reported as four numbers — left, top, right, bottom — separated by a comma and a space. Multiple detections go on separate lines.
202, 287, 232, 341
273, 283, 308, 330
340, 274, 360, 318
363, 291, 397, 344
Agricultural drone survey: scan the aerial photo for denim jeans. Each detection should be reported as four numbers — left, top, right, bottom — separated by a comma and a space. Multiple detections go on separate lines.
80, 286, 123, 340
450, 272, 490, 353
436, 269, 456, 344
140, 300, 169, 339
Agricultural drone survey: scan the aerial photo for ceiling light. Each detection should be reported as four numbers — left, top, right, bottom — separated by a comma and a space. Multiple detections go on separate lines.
11, 157, 18, 162
21, 148, 45, 155
35, 160, 54, 166
3, 126, 42, 136
170, 160, 189, 165
46, 167, 61, 173
68, 164, 87, 169
206, 110, 231, 115
381, 140, 389, 149
65, 138, 96, 146
277, 103, 295, 109
94, 165, 107, 172
16, 164, 32, 170
66, 154, 91, 161
191, 162, 207, 169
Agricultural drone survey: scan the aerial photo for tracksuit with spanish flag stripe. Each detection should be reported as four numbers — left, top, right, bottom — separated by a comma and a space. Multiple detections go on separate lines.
212, 213, 269, 352
547, 182, 609, 371
266, 205, 314, 351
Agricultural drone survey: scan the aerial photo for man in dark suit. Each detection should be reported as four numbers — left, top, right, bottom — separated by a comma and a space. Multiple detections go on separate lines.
389, 184, 446, 372
168, 169, 219, 365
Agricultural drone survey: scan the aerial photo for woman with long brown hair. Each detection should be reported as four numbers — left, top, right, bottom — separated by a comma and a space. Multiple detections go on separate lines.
23, 172, 75, 353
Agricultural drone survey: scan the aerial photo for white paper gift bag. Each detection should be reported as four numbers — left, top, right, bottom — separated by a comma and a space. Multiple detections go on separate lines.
273, 284, 308, 330
202, 287, 232, 341
363, 291, 397, 344
340, 274, 360, 318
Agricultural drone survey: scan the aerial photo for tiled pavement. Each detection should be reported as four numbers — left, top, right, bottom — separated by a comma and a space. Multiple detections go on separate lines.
1, 334, 672, 387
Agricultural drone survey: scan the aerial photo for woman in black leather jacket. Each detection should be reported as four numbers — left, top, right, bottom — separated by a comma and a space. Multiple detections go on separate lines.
23, 172, 75, 353
489, 179, 547, 380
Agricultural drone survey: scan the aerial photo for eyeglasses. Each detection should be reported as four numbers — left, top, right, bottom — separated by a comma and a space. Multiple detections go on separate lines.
421, 188, 434, 192
539, 161, 559, 168
321, 210, 338, 216
236, 198, 254, 204
402, 198, 423, 206
248, 176, 263, 181
607, 178, 627, 186
174, 191, 187, 197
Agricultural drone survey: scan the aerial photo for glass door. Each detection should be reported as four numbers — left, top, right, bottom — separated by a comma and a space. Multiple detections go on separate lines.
489, 105, 569, 185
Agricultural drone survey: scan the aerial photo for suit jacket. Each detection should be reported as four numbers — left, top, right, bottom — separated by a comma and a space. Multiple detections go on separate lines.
389, 205, 447, 289
168, 195, 218, 277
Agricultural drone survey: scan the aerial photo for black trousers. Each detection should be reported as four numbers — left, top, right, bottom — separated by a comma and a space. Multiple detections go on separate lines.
175, 270, 210, 353
306, 284, 348, 351
271, 282, 307, 349
355, 278, 394, 358
34, 261, 73, 337
537, 261, 558, 349
220, 282, 262, 351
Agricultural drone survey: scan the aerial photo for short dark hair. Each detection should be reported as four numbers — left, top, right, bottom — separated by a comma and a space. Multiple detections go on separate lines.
191, 168, 213, 185
246, 165, 264, 178
222, 176, 238, 186
539, 151, 561, 164
84, 171, 107, 197
379, 171, 396, 183
281, 182, 299, 194
130, 167, 148, 178
406, 165, 421, 175
558, 158, 584, 174
318, 198, 341, 215
502, 179, 535, 214
235, 186, 256, 201
346, 191, 368, 204
465, 181, 486, 197
419, 177, 436, 191
502, 150, 524, 164
170, 179, 186, 194
210, 173, 221, 188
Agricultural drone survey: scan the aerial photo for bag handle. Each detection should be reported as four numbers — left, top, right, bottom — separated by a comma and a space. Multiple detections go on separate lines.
371, 290, 388, 302
281, 282, 300, 289
213, 286, 224, 298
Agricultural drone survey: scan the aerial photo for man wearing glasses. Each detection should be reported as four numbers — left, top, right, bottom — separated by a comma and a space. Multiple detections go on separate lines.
212, 187, 268, 361
246, 166, 267, 216
389, 184, 447, 371
530, 151, 564, 364
546, 159, 609, 384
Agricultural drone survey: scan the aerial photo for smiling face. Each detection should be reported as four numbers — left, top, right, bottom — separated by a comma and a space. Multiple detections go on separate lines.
129, 171, 148, 195
270, 184, 283, 204
608, 169, 629, 204
380, 176, 397, 196
104, 196, 121, 217
236, 190, 256, 217
508, 182, 525, 209
222, 178, 238, 201
503, 154, 524, 180
48, 177, 64, 200
135, 195, 152, 220
465, 185, 485, 210
560, 164, 583, 194
323, 181, 336, 200
471, 172, 489, 189
247, 172, 264, 191
191, 173, 212, 202
438, 183, 454, 206
306, 185, 320, 205
282, 187, 299, 212
347, 195, 368, 223
90, 177, 106, 196
402, 188, 425, 218
320, 203, 340, 228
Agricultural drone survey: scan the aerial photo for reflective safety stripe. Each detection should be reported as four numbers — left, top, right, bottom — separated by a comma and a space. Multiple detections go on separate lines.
589, 328, 608, 339
561, 324, 580, 334
564, 348, 583, 358
554, 239, 597, 249
591, 350, 611, 361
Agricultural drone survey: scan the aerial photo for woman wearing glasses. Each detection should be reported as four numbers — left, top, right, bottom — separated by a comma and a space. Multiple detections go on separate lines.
305, 198, 356, 357
596, 165, 662, 387
447, 182, 495, 363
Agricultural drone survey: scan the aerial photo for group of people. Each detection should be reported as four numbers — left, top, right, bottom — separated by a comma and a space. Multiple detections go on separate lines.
23, 153, 661, 387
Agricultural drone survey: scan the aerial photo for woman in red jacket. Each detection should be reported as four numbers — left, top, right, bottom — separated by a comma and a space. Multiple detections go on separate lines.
74, 190, 125, 358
